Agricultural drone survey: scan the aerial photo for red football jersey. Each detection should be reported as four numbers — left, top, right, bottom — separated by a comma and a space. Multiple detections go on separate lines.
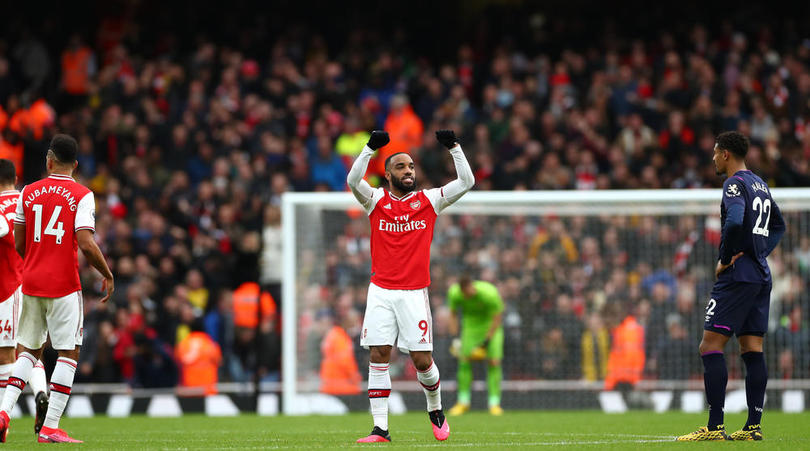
14, 174, 95, 298
368, 189, 443, 290
0, 190, 22, 302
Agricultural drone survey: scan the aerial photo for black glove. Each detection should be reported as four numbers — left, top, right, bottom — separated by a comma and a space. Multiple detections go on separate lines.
435, 129, 458, 149
367, 130, 390, 150
480, 338, 490, 350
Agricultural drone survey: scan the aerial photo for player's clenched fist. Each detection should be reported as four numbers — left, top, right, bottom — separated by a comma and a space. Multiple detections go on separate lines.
367, 130, 390, 150
435, 130, 458, 149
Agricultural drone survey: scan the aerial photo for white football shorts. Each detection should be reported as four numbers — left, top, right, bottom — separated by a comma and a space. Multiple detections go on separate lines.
360, 282, 433, 354
17, 290, 84, 351
0, 285, 22, 348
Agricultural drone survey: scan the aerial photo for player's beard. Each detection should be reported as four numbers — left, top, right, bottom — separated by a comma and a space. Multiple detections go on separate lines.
391, 175, 416, 193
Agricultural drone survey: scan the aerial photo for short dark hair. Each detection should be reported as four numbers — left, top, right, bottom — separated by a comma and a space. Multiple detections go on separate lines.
384, 152, 410, 172
715, 131, 749, 159
49, 134, 79, 163
0, 159, 15, 185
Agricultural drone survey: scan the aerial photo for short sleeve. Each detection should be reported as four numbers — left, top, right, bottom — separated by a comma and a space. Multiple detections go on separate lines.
75, 191, 96, 232
423, 187, 447, 214
483, 284, 505, 314
13, 191, 24, 224
722, 178, 745, 210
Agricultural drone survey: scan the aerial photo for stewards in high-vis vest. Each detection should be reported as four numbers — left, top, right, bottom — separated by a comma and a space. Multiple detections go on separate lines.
176, 320, 222, 395
604, 314, 645, 390
320, 322, 361, 395
233, 282, 276, 329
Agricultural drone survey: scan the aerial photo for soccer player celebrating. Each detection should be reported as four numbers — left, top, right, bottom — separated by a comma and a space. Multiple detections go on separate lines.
446, 276, 505, 416
0, 135, 114, 443
348, 129, 474, 443
677, 131, 785, 442
0, 160, 50, 435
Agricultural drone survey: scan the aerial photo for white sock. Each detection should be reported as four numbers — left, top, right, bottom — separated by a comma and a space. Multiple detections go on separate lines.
0, 363, 12, 400
368, 363, 391, 431
29, 361, 48, 396
416, 360, 442, 412
0, 352, 36, 414
43, 357, 77, 429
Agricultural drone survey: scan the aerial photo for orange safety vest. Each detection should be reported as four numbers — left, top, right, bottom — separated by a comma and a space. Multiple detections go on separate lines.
26, 99, 55, 141
62, 47, 92, 95
232, 282, 276, 328
319, 325, 361, 395
604, 315, 645, 390
0, 139, 23, 180
175, 331, 222, 394
372, 105, 424, 176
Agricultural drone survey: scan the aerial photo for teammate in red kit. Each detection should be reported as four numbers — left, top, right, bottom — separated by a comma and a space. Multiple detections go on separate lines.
0, 135, 114, 444
348, 129, 474, 443
0, 160, 50, 435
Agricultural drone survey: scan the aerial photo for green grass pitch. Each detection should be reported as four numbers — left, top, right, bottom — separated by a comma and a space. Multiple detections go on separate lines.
2, 411, 808, 449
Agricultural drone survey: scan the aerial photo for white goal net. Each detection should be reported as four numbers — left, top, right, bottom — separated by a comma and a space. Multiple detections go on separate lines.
281, 189, 810, 414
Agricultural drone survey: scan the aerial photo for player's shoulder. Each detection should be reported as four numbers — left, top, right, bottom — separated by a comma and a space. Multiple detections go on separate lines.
722, 176, 745, 199
447, 283, 461, 296
66, 178, 92, 194
0, 190, 19, 203
475, 280, 498, 294
421, 187, 444, 206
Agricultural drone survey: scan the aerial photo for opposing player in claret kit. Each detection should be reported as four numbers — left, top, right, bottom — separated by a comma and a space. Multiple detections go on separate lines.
677, 131, 785, 442
0, 159, 51, 436
0, 135, 114, 443
348, 129, 474, 443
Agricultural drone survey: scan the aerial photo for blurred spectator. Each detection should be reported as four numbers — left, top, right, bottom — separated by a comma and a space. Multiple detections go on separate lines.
133, 333, 178, 388
581, 313, 609, 382
175, 319, 222, 394
652, 314, 696, 380
373, 94, 423, 177
60, 34, 95, 111
319, 311, 361, 395
604, 304, 645, 390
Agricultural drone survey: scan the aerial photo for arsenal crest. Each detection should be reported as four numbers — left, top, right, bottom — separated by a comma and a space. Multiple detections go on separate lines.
410, 200, 421, 210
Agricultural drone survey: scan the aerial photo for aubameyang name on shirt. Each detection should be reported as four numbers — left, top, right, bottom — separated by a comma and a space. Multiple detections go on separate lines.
751, 182, 769, 194
378, 214, 427, 233
25, 185, 79, 211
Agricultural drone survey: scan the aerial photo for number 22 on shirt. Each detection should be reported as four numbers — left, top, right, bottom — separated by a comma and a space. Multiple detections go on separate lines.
751, 197, 770, 237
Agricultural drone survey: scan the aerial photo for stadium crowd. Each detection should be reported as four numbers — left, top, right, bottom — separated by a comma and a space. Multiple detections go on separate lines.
0, 3, 809, 389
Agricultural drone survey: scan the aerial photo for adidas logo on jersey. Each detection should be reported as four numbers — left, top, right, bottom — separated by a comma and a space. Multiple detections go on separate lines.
419, 338, 427, 344
383, 203, 392, 209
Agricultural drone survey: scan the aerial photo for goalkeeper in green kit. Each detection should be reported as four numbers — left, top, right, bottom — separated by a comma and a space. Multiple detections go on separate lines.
447, 276, 505, 416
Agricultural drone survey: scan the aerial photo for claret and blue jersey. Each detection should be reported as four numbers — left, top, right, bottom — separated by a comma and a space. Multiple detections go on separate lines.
719, 170, 785, 283
706, 170, 786, 337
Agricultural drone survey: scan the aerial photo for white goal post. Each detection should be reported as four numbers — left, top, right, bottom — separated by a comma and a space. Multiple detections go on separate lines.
282, 189, 810, 414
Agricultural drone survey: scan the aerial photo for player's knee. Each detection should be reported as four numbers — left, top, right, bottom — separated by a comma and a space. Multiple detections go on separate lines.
369, 346, 392, 363
410, 351, 433, 371
739, 339, 763, 354
488, 359, 500, 367
0, 347, 15, 365
698, 340, 716, 355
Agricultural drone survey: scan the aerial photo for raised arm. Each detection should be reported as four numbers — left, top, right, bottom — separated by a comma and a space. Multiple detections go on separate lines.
429, 130, 475, 213
347, 131, 389, 212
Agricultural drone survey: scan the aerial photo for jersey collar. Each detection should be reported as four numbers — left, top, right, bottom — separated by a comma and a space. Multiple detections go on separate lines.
48, 174, 75, 181
388, 191, 417, 201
